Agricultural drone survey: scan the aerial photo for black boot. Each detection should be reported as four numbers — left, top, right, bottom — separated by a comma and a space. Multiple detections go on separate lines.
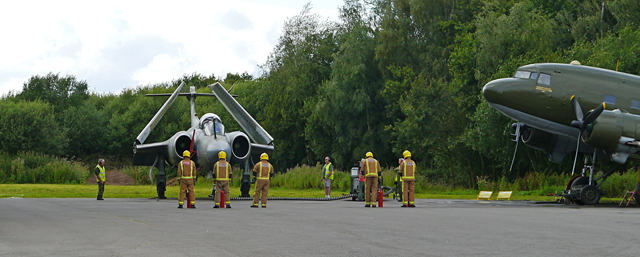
226, 204, 231, 209
178, 205, 183, 209
190, 205, 196, 209
213, 205, 220, 208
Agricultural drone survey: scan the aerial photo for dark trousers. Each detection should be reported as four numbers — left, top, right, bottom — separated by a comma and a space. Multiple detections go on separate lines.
97, 183, 104, 199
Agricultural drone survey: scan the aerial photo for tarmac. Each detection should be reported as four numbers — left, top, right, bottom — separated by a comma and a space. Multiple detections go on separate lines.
1, 197, 639, 257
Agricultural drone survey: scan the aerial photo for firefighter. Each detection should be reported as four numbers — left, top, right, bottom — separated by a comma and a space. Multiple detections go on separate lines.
399, 150, 416, 207
360, 152, 381, 207
178, 150, 196, 209
213, 151, 232, 209
95, 159, 106, 200
251, 153, 274, 208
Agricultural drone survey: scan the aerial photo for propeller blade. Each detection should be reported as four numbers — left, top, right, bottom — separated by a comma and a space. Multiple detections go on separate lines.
509, 122, 521, 172
583, 102, 606, 125
571, 131, 581, 176
570, 95, 584, 121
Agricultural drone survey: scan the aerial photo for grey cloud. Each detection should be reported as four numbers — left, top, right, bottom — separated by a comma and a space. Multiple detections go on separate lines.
218, 8, 254, 31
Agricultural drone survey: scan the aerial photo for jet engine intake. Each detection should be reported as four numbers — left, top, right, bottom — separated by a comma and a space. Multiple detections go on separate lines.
227, 131, 251, 162
166, 132, 193, 165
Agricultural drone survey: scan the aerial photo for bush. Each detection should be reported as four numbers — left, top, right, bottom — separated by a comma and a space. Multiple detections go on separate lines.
0, 151, 89, 184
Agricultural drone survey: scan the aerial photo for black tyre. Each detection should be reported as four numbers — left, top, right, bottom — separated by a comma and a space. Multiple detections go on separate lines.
570, 177, 590, 205
580, 185, 601, 205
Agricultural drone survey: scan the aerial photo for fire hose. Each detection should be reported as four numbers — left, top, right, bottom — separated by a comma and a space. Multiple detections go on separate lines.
225, 186, 394, 201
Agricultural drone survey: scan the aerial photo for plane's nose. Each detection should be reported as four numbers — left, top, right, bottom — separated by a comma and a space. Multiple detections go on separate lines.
482, 78, 507, 104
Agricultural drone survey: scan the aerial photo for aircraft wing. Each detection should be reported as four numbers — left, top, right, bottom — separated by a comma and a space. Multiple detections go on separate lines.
251, 143, 275, 153
208, 82, 274, 145
133, 142, 168, 166
135, 82, 186, 145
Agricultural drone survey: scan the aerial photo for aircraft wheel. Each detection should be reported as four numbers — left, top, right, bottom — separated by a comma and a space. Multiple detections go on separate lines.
580, 185, 601, 205
570, 177, 589, 205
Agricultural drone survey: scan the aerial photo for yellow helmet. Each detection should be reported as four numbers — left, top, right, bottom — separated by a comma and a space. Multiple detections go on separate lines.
366, 152, 373, 158
218, 151, 227, 160
260, 153, 269, 160
183, 150, 190, 158
403, 150, 411, 159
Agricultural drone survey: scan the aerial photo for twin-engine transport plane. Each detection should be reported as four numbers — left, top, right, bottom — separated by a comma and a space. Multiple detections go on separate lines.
483, 62, 640, 205
132, 82, 274, 199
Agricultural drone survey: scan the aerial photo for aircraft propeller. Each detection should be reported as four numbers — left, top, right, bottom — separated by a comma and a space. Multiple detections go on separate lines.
509, 122, 523, 172
569, 95, 605, 175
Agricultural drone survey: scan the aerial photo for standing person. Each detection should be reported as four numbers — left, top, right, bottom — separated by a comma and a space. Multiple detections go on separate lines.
251, 153, 274, 208
213, 151, 232, 209
178, 150, 196, 209
360, 152, 381, 207
322, 156, 334, 198
399, 150, 416, 207
95, 159, 106, 200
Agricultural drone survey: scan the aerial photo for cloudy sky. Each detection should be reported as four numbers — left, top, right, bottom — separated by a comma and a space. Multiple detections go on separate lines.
0, 0, 344, 95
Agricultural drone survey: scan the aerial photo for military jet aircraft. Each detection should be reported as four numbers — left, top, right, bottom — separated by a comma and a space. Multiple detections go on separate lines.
483, 61, 640, 205
132, 82, 274, 199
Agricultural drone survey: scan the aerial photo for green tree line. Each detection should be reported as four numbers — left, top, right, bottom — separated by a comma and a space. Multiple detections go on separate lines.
2, 0, 640, 188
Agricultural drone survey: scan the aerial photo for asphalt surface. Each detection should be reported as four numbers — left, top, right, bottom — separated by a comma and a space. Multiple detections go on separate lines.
1, 197, 639, 257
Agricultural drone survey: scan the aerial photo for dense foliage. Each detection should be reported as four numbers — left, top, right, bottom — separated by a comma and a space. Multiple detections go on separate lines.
2, 0, 640, 189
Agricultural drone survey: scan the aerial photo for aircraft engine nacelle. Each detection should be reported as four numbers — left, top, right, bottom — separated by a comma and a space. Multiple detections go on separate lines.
166, 132, 193, 166
227, 131, 251, 163
521, 127, 554, 153
584, 109, 640, 163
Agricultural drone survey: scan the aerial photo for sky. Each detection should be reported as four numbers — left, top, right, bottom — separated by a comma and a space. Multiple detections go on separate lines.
0, 0, 344, 95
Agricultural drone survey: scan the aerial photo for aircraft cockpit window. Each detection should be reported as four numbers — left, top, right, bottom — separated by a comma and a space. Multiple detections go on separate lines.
530, 72, 539, 80
201, 118, 225, 136
631, 100, 640, 110
514, 71, 531, 79
537, 73, 551, 85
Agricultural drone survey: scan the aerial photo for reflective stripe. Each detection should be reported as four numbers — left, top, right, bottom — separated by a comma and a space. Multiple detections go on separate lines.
258, 162, 272, 180
365, 159, 378, 177
323, 163, 333, 180
179, 160, 196, 179
95, 165, 105, 182
215, 161, 230, 181
402, 160, 415, 179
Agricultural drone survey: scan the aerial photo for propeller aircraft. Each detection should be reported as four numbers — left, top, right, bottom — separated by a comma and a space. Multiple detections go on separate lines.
483, 61, 640, 205
132, 82, 274, 199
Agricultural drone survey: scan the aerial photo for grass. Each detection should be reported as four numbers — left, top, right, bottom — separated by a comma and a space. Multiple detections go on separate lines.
0, 183, 625, 204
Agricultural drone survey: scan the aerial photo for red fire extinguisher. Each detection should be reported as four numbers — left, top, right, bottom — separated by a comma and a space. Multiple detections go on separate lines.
220, 190, 225, 208
186, 190, 192, 208
378, 188, 383, 207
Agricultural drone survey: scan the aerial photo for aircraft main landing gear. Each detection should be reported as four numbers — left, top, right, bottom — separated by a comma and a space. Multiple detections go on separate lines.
562, 153, 615, 205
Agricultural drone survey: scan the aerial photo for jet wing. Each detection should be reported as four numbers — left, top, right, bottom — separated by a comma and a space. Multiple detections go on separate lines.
133, 142, 168, 166
208, 82, 274, 145
135, 82, 186, 145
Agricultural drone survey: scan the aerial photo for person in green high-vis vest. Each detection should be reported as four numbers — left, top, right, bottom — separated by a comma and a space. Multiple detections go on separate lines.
322, 156, 333, 199
95, 159, 106, 200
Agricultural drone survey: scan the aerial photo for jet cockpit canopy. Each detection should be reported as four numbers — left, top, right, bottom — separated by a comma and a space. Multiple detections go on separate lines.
199, 113, 225, 136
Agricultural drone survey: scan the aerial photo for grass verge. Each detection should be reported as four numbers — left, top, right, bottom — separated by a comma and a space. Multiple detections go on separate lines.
0, 183, 624, 204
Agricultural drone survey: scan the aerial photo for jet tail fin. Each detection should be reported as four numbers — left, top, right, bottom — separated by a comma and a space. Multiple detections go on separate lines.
208, 82, 274, 145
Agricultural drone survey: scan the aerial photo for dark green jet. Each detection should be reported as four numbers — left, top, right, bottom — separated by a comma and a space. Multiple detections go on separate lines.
483, 62, 640, 205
